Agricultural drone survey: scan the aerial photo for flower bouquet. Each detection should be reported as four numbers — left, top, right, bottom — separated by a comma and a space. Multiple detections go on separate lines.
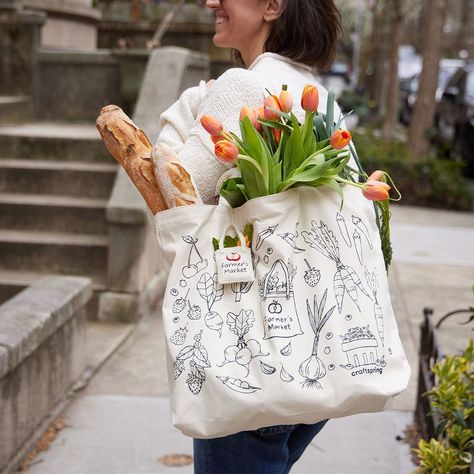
201, 85, 398, 269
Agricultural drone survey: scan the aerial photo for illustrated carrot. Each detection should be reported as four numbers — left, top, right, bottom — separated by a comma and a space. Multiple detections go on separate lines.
302, 220, 370, 314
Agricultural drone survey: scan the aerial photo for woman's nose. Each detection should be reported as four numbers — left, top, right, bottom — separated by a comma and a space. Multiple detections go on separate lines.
206, 0, 221, 8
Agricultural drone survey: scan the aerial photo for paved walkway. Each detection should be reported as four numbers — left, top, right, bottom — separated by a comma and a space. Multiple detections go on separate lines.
23, 205, 474, 474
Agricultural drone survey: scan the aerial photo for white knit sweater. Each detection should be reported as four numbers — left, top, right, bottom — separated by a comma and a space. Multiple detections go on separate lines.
156, 52, 348, 204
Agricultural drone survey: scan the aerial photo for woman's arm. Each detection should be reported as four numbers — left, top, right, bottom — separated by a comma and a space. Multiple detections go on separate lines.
156, 68, 264, 204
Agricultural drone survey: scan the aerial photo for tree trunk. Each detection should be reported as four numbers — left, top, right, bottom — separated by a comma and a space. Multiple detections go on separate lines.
407, 0, 447, 160
382, 0, 403, 138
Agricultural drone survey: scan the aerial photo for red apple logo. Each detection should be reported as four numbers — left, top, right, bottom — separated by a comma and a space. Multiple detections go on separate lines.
226, 252, 241, 262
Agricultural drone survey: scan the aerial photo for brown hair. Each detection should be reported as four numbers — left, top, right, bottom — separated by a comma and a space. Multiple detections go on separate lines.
234, 0, 342, 71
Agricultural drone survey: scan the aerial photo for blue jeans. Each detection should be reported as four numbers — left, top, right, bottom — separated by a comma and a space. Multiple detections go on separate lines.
193, 419, 329, 474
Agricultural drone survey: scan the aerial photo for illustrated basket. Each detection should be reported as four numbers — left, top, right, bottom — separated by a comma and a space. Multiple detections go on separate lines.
153, 185, 411, 439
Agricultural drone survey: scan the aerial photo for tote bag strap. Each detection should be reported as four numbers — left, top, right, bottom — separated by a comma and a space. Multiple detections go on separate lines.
218, 223, 246, 250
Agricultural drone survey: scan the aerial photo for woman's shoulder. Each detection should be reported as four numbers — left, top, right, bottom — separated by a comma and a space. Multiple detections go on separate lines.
213, 67, 268, 93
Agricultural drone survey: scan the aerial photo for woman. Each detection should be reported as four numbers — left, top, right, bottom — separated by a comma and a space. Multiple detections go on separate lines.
155, 0, 344, 472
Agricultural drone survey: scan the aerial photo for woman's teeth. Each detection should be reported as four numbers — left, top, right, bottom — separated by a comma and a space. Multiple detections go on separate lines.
216, 17, 228, 24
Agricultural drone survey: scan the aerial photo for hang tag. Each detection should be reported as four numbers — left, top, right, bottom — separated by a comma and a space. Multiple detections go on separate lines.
215, 225, 255, 285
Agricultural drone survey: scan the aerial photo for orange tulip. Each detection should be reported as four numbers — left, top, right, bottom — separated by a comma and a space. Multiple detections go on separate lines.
330, 130, 352, 150
273, 127, 282, 144
301, 84, 319, 112
279, 88, 293, 113
211, 134, 223, 144
368, 170, 384, 181
215, 140, 239, 164
254, 106, 265, 120
263, 95, 282, 121
362, 181, 391, 201
200, 115, 223, 136
240, 106, 261, 132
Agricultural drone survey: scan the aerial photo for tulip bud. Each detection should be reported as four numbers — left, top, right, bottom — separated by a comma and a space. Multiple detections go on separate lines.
211, 134, 223, 144
273, 127, 282, 144
215, 140, 239, 164
279, 87, 293, 113
301, 84, 319, 112
254, 106, 265, 120
240, 106, 261, 132
368, 170, 384, 181
263, 95, 282, 121
200, 115, 223, 136
330, 130, 352, 150
362, 181, 391, 201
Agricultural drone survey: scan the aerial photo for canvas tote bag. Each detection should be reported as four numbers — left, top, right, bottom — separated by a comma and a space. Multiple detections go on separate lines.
153, 185, 411, 439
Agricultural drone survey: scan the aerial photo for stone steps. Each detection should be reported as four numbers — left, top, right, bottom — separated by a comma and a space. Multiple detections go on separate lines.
0, 193, 109, 234
0, 96, 32, 124
0, 158, 117, 198
0, 229, 108, 284
0, 122, 116, 314
0, 123, 112, 162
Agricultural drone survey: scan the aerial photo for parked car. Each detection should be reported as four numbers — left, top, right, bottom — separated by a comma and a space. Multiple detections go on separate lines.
399, 59, 465, 125
436, 62, 474, 174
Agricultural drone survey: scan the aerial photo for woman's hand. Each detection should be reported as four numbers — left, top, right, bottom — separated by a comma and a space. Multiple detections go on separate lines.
206, 79, 216, 94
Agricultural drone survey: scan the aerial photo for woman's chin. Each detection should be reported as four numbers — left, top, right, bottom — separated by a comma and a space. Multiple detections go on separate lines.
212, 33, 232, 49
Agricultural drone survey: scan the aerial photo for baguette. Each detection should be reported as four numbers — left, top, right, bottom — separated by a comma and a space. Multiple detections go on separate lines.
96, 105, 166, 215
152, 142, 202, 208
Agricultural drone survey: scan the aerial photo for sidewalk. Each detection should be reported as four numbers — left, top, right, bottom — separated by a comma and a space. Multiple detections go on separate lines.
23, 205, 474, 474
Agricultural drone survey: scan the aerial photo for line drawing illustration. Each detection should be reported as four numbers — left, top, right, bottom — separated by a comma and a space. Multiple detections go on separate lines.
301, 220, 370, 313
263, 254, 269, 264
351, 216, 373, 249
364, 266, 385, 347
173, 330, 211, 395
197, 273, 224, 337
218, 309, 269, 377
216, 376, 261, 394
336, 212, 352, 248
298, 289, 336, 389
259, 259, 303, 339
353, 230, 363, 265
170, 325, 189, 346
278, 232, 306, 253
182, 235, 208, 279
230, 255, 259, 302
280, 341, 292, 356
338, 326, 386, 370
172, 288, 190, 314
303, 258, 321, 287
170, 288, 179, 296
280, 364, 294, 382
186, 300, 202, 320
260, 361, 276, 375
255, 225, 278, 250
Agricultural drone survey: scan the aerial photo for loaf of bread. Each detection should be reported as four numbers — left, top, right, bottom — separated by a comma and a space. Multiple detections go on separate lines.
152, 142, 202, 208
96, 105, 167, 215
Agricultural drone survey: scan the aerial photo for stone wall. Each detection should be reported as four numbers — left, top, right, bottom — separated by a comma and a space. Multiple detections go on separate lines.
0, 276, 92, 472
35, 49, 121, 121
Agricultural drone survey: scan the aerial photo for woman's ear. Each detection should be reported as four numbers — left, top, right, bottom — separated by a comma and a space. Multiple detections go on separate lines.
263, 0, 284, 22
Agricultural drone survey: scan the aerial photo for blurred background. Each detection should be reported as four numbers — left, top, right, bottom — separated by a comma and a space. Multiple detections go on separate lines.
0, 1, 473, 473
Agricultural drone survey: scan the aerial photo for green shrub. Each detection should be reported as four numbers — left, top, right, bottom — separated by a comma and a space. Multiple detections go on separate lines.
414, 340, 474, 473
352, 130, 473, 211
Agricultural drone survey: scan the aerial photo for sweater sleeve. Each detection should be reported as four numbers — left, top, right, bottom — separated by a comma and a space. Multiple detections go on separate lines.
156, 68, 265, 204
